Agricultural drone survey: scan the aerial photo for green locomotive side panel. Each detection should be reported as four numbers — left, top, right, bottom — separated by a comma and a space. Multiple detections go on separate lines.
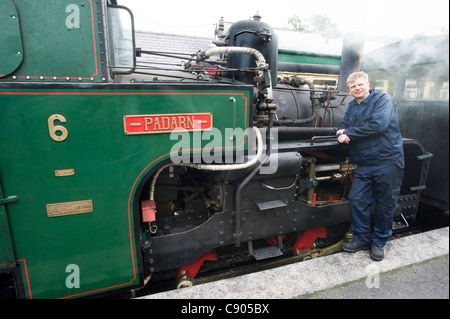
0, 84, 251, 298
0, 0, 105, 83
0, 0, 24, 77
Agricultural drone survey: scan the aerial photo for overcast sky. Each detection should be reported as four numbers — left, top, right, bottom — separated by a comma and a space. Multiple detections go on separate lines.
118, 0, 449, 50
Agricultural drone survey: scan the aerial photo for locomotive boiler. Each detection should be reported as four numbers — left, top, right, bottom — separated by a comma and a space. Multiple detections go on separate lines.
0, 0, 430, 298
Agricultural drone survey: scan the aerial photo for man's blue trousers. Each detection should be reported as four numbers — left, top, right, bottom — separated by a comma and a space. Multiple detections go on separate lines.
348, 163, 404, 247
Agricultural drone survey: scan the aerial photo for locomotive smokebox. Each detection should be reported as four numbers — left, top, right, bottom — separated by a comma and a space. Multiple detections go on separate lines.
226, 13, 278, 88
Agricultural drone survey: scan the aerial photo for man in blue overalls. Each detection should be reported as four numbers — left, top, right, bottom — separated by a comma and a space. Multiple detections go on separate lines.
336, 71, 404, 261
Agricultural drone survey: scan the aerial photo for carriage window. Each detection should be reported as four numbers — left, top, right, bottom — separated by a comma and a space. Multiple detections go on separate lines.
404, 63, 449, 100
367, 69, 398, 97
440, 82, 449, 99
106, 6, 136, 74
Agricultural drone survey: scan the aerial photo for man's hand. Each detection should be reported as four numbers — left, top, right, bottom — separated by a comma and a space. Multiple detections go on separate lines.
337, 133, 350, 144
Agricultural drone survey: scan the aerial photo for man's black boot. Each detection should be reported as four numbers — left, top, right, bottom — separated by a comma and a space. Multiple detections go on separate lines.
370, 245, 384, 261
342, 241, 370, 253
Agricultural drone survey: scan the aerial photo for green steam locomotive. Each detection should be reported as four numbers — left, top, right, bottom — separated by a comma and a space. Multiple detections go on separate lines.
0, 0, 430, 298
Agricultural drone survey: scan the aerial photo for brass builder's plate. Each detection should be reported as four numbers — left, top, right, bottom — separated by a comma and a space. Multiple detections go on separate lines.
55, 169, 75, 177
46, 200, 93, 217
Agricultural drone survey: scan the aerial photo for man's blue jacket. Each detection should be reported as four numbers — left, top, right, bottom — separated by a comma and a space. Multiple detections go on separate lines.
338, 89, 404, 169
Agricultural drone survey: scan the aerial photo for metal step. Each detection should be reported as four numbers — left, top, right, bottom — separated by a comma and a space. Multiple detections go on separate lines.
254, 198, 287, 211
248, 235, 284, 260
252, 246, 283, 260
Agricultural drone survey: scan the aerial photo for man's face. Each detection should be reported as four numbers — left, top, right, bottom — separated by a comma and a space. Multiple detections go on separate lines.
348, 77, 370, 103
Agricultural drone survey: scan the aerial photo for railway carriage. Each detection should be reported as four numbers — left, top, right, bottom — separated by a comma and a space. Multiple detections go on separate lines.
362, 35, 449, 218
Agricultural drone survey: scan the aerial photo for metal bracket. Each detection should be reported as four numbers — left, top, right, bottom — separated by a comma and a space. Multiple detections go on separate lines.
410, 152, 433, 192
1, 195, 17, 268
0, 195, 18, 205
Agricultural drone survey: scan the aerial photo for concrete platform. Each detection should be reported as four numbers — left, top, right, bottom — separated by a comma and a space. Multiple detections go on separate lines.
299, 254, 448, 299
139, 226, 449, 299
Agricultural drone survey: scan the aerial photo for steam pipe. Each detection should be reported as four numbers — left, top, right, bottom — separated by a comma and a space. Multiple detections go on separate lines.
149, 126, 263, 201
200, 47, 273, 101
234, 111, 274, 247
203, 47, 266, 69
275, 126, 337, 135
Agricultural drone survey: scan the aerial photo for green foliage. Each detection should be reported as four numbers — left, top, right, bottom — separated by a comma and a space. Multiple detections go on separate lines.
288, 13, 337, 33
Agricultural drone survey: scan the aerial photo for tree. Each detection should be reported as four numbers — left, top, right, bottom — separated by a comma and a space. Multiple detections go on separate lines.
288, 13, 337, 33
307, 13, 337, 32
288, 14, 310, 32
